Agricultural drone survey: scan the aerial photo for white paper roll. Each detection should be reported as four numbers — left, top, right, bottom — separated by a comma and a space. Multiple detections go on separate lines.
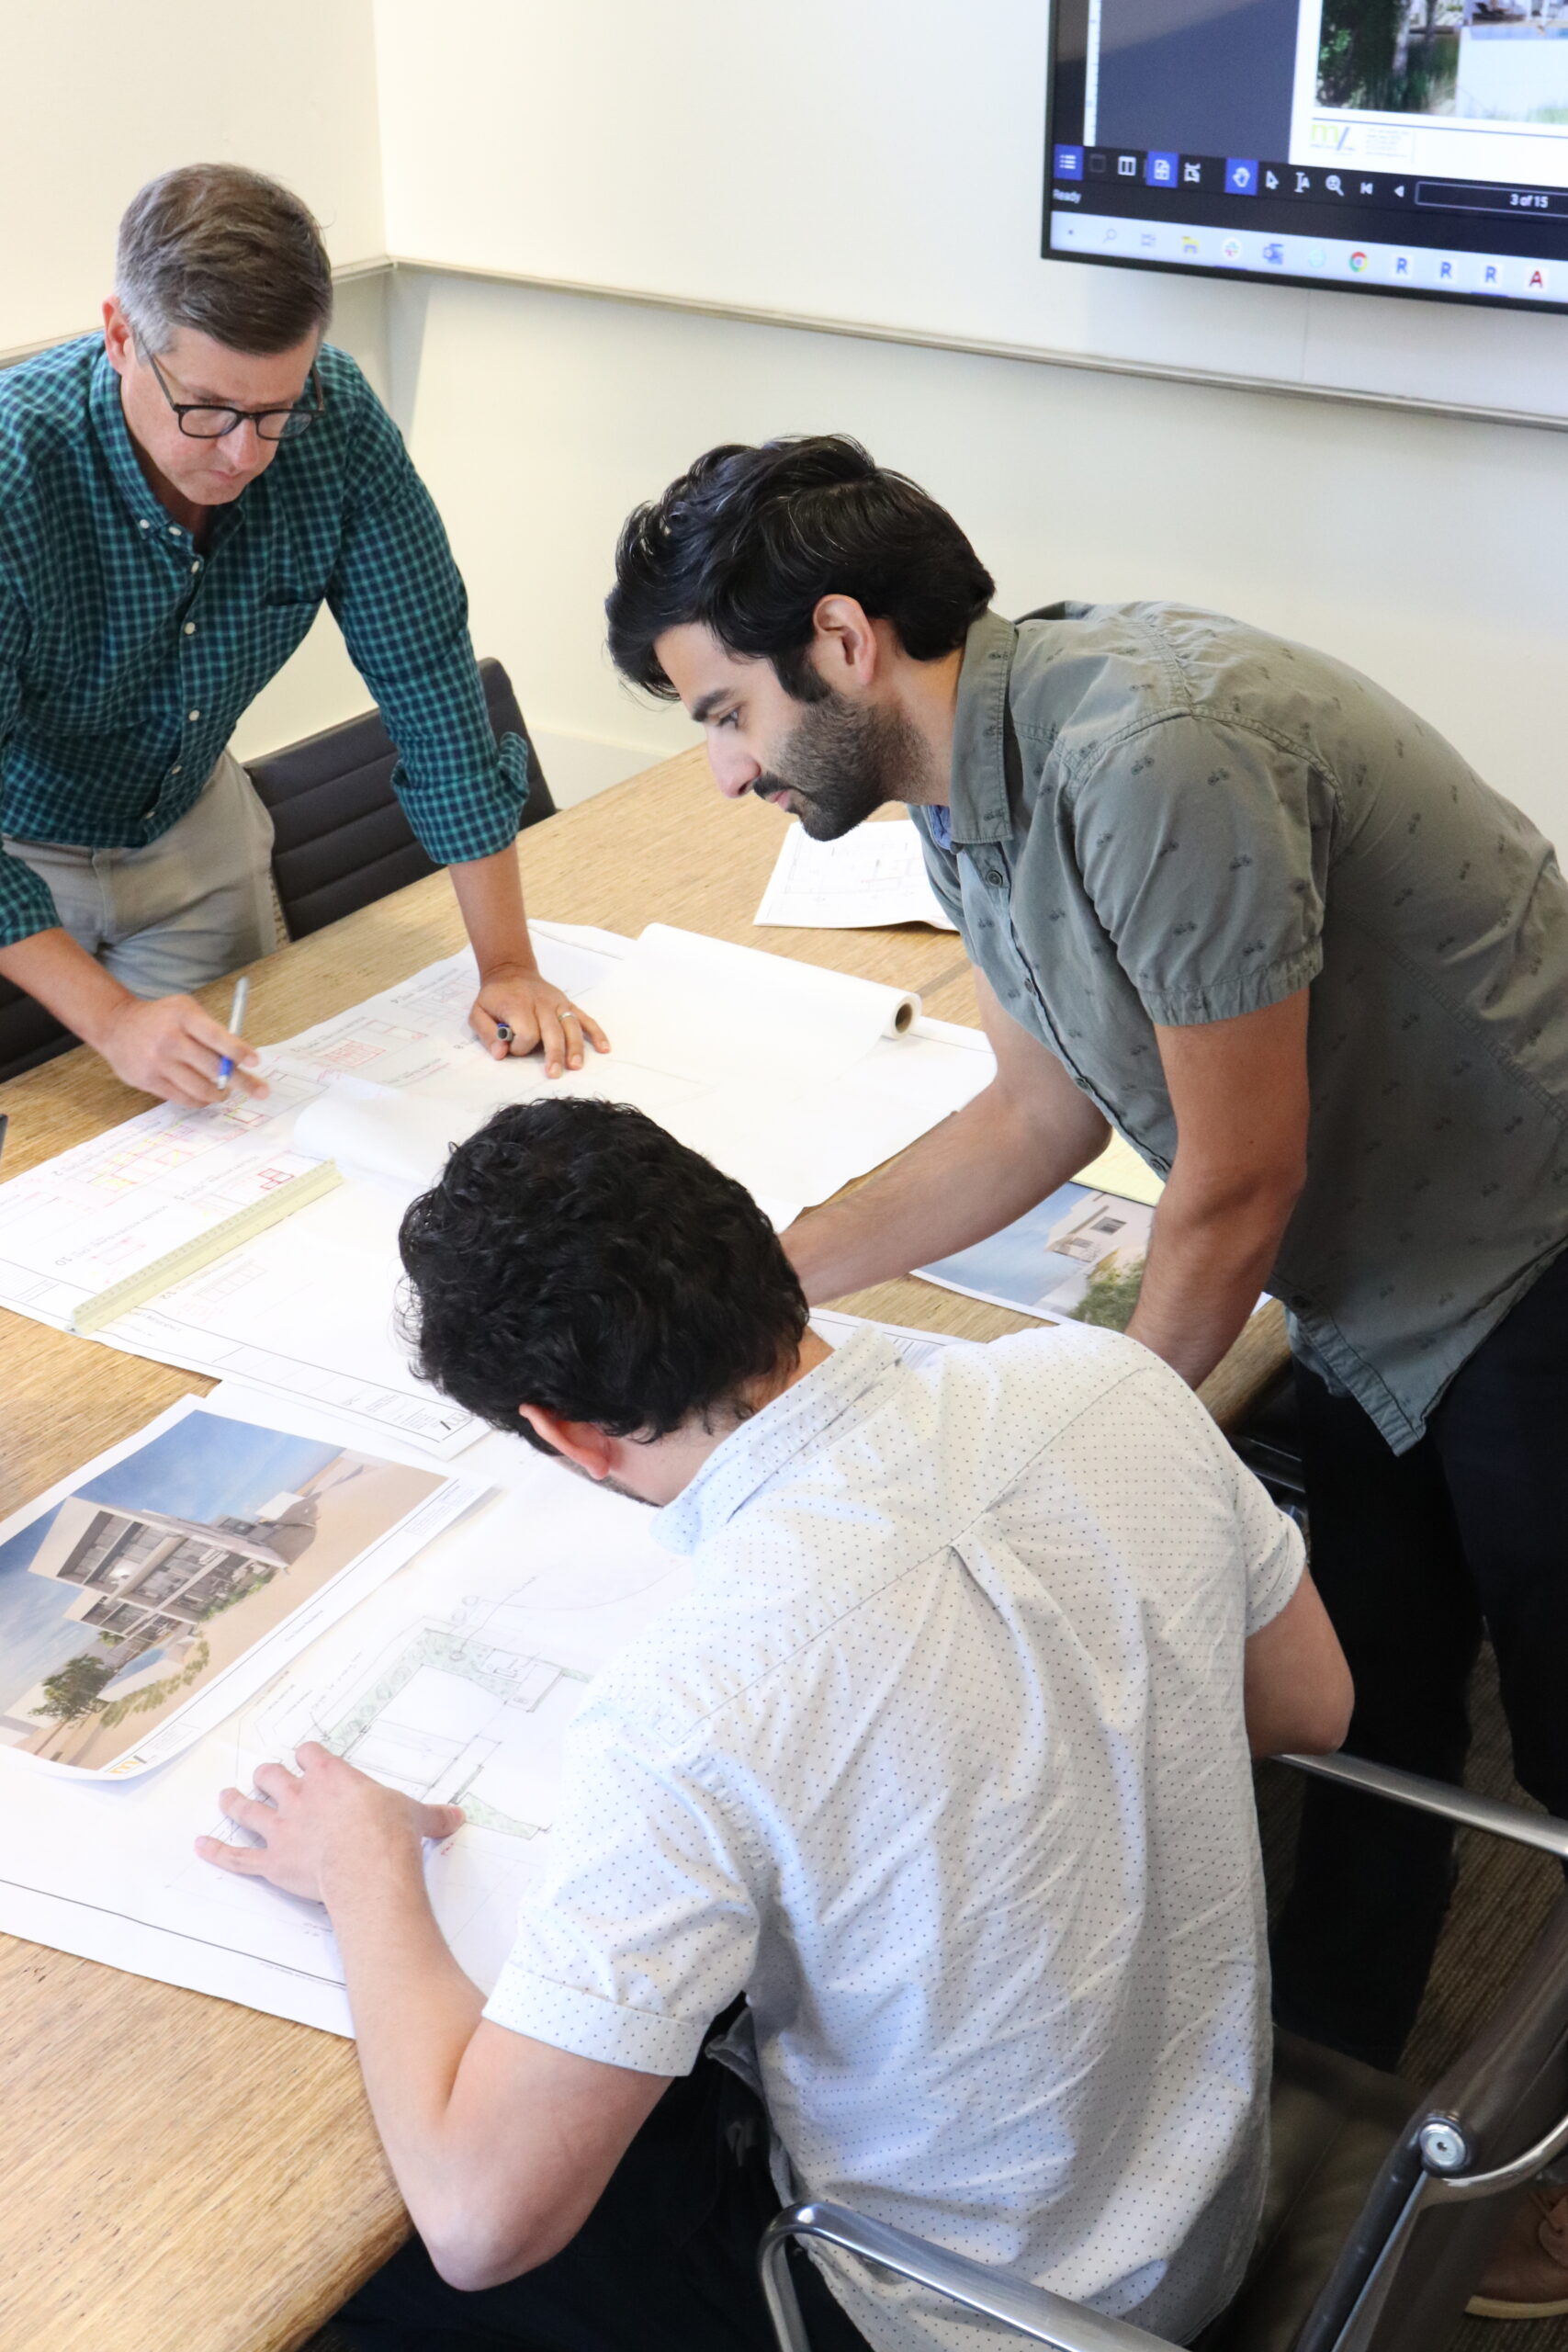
577, 924, 919, 1087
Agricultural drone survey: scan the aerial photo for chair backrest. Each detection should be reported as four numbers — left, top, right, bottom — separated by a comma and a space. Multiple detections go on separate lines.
0, 976, 74, 1087
1295, 1894, 1568, 2351
247, 656, 555, 941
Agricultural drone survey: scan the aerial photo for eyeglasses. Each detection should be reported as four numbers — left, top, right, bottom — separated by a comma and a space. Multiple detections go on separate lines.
146, 349, 325, 442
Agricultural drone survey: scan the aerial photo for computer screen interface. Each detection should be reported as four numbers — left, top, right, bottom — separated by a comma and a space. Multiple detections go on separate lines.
1045, 1, 1568, 311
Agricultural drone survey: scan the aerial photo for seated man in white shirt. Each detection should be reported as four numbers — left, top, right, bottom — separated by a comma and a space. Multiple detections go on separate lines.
199, 1097, 1351, 2352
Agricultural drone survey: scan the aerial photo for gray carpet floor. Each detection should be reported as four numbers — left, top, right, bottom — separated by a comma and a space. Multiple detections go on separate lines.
301, 1647, 1565, 2352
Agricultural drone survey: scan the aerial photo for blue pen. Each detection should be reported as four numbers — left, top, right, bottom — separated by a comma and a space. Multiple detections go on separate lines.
217, 975, 250, 1091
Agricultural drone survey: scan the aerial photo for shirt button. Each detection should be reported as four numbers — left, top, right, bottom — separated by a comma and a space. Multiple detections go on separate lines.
184, 622, 197, 636
985, 866, 1004, 887
138, 518, 150, 532
190, 560, 201, 574
168, 525, 181, 537
169, 763, 183, 776
187, 708, 201, 722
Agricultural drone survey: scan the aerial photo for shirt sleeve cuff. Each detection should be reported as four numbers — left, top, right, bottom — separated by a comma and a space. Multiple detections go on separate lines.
0, 853, 62, 949
482, 1965, 708, 2075
1245, 1510, 1305, 1639
1137, 939, 1323, 1027
393, 732, 534, 868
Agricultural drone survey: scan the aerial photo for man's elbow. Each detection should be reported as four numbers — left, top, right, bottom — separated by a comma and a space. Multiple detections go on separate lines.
1184, 1148, 1307, 1227
1306, 1653, 1356, 1754
420, 2199, 566, 2294
1275, 1659, 1355, 1758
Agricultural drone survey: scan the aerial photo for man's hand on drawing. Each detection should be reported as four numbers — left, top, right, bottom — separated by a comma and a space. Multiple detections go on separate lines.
196, 1741, 463, 1905
468, 965, 611, 1079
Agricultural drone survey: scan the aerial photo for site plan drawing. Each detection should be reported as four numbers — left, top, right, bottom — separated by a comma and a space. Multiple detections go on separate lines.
253, 1590, 592, 1842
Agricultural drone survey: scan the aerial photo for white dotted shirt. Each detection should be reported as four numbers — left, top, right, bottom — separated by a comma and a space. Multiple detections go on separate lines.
485, 1326, 1303, 2350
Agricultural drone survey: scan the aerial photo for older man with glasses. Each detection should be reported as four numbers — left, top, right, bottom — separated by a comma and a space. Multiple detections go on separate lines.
0, 162, 603, 1107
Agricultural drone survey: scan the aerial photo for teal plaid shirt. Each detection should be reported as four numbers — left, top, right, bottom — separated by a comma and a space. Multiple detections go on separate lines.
0, 335, 530, 947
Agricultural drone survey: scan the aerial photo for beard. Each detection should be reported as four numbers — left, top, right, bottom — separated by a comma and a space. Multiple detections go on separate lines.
755, 689, 926, 842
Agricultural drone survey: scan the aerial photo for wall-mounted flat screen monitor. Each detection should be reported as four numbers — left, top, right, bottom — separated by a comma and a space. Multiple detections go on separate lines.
1044, 2, 1568, 311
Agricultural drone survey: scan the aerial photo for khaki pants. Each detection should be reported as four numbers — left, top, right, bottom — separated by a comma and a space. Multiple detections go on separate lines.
4, 750, 278, 999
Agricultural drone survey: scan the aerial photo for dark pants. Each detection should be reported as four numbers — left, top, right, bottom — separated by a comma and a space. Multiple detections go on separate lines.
333, 2050, 871, 2352
1270, 1250, 1568, 2073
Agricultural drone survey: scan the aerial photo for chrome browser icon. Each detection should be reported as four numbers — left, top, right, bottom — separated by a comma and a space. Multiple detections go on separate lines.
1348, 249, 1370, 273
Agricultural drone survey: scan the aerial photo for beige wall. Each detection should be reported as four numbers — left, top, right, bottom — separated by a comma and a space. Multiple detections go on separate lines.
0, 0, 384, 360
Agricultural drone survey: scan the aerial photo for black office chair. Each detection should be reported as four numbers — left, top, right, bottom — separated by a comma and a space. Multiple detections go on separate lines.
246, 656, 556, 942
0, 978, 74, 1086
0, 659, 554, 1086
761, 1754, 1568, 2352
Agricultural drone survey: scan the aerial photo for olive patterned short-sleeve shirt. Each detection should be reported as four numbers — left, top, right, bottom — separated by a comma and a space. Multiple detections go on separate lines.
915, 605, 1568, 1452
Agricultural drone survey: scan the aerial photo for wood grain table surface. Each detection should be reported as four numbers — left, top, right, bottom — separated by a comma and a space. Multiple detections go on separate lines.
0, 743, 1289, 2352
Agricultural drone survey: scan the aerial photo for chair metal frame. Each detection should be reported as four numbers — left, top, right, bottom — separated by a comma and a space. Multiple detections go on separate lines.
760, 1752, 1568, 2352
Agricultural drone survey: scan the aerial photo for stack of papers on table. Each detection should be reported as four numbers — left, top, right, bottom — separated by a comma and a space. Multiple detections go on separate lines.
0, 923, 993, 1455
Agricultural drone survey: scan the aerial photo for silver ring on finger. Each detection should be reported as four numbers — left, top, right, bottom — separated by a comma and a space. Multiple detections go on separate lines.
556, 1006, 580, 1023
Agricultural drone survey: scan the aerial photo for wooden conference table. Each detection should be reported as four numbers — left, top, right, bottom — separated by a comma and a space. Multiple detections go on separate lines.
0, 744, 1290, 2352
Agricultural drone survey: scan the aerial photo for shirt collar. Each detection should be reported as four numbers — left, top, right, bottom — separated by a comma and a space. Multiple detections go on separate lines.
945, 608, 1020, 846
652, 1329, 900, 1559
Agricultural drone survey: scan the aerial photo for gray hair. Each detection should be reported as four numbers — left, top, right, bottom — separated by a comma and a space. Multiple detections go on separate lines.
116, 163, 333, 357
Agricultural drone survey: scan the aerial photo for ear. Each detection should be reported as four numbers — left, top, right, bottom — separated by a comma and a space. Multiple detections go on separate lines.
102, 298, 133, 375
519, 1404, 617, 1480
810, 594, 883, 689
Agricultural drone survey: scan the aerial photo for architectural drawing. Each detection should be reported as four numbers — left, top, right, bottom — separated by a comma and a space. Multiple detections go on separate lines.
255, 1591, 592, 1842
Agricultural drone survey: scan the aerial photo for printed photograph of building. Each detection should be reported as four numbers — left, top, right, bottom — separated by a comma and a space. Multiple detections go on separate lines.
918, 1181, 1156, 1326
0, 1412, 446, 1772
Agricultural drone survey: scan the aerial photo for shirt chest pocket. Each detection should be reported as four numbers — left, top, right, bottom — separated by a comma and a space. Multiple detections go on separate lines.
238, 580, 330, 695
262, 580, 328, 610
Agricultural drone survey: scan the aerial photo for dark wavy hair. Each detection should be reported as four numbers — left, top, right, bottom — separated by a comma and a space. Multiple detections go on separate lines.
398, 1098, 809, 1452
606, 435, 995, 701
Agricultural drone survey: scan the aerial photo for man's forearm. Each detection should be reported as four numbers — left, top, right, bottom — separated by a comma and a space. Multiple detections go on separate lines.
325, 1841, 487, 2236
0, 926, 133, 1049
447, 845, 539, 980
1125, 1175, 1297, 1387
785, 1077, 1111, 1304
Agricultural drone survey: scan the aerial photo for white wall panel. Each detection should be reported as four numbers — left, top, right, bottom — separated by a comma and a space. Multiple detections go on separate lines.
373, 0, 1568, 426
393, 267, 1568, 840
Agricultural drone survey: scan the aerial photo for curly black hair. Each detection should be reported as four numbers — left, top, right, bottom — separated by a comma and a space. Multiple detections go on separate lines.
606, 434, 995, 703
398, 1098, 809, 1452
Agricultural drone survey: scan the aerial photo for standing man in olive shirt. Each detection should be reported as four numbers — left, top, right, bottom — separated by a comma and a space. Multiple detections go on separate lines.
607, 436, 1568, 2097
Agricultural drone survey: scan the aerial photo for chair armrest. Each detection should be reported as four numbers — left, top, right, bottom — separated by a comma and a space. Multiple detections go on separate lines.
759, 2201, 1183, 2352
1279, 1751, 1568, 1862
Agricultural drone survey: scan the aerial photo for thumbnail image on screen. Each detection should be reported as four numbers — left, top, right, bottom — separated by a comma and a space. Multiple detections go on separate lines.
1044, 0, 1568, 311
